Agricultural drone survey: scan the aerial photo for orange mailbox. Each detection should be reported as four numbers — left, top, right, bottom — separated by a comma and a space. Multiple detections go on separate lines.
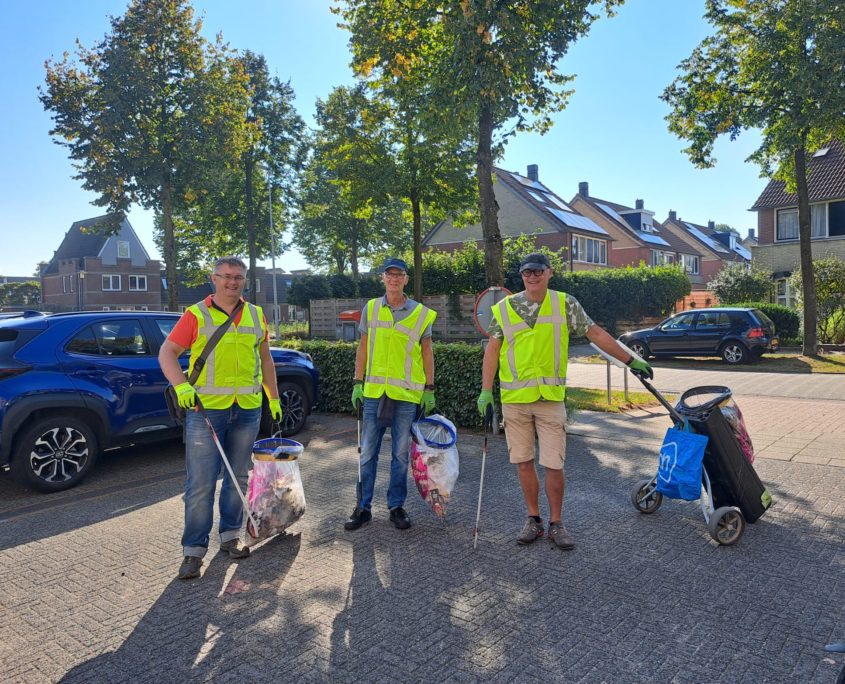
339, 309, 362, 341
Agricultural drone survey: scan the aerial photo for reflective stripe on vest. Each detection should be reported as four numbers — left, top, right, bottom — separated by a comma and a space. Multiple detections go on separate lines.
363, 298, 436, 403
189, 301, 265, 409
493, 291, 568, 403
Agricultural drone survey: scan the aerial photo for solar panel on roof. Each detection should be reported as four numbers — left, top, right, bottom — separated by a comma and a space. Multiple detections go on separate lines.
639, 232, 670, 246
596, 202, 627, 224
548, 208, 609, 235
685, 223, 729, 253
733, 244, 752, 260
528, 191, 547, 204
545, 194, 573, 211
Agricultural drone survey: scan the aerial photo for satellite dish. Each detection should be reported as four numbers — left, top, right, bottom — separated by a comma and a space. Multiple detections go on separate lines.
473, 286, 513, 338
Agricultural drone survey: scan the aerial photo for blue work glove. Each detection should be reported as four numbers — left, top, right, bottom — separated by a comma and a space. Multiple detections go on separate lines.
351, 381, 364, 411
174, 382, 196, 409
269, 398, 282, 422
477, 389, 494, 417
627, 356, 654, 380
421, 390, 435, 416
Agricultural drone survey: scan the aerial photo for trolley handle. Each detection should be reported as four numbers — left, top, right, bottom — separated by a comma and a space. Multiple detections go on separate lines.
677, 386, 732, 415
632, 373, 685, 426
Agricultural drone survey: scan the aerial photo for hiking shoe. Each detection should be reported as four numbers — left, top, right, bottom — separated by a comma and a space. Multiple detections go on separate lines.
219, 539, 250, 559
516, 517, 544, 545
344, 507, 372, 531
177, 556, 203, 580
548, 521, 575, 550
389, 506, 411, 530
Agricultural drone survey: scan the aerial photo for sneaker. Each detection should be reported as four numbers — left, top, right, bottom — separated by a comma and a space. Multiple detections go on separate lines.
219, 539, 250, 559
389, 506, 411, 530
516, 517, 544, 545
344, 507, 372, 531
177, 556, 203, 580
548, 521, 575, 550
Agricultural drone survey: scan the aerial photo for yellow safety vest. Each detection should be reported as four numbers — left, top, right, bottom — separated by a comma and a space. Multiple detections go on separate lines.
363, 297, 437, 404
492, 290, 569, 404
187, 300, 267, 410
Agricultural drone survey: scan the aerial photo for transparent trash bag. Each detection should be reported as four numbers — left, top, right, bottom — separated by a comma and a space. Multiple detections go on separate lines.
719, 399, 755, 464
246, 438, 306, 544
410, 414, 459, 518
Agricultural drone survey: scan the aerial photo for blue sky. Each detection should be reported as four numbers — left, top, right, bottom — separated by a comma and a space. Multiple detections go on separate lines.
0, 0, 766, 278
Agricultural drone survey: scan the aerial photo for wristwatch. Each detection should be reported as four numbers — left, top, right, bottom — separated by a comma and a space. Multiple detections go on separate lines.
424, 384, 435, 391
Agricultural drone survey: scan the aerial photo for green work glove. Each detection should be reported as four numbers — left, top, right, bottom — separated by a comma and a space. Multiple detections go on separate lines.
477, 389, 494, 417
269, 398, 282, 422
351, 381, 364, 411
421, 390, 435, 416
174, 382, 196, 409
627, 356, 654, 380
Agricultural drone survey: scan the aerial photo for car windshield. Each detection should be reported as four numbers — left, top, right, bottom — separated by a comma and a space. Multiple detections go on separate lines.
662, 312, 695, 330
0, 329, 18, 358
752, 309, 775, 330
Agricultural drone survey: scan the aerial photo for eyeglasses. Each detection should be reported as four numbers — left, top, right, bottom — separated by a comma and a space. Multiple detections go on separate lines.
213, 273, 246, 282
383, 271, 406, 279
521, 268, 547, 278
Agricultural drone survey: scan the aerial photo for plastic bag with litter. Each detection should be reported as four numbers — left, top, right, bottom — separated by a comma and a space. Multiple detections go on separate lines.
246, 438, 306, 544
719, 398, 755, 464
410, 414, 459, 518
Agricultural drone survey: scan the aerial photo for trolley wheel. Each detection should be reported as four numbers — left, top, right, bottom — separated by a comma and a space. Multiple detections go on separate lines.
246, 519, 259, 539
631, 479, 663, 514
708, 506, 745, 545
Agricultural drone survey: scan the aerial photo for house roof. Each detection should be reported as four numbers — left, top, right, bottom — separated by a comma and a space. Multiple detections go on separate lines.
43, 215, 119, 275
422, 167, 612, 246
751, 139, 845, 209
580, 195, 703, 257
667, 218, 749, 262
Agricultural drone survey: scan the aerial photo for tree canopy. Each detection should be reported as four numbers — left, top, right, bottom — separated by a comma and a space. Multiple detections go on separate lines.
662, 0, 845, 354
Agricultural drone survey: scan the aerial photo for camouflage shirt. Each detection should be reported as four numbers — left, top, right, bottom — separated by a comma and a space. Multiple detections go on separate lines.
486, 290, 595, 340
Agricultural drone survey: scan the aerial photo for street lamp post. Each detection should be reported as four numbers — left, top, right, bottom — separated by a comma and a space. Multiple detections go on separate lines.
267, 172, 280, 341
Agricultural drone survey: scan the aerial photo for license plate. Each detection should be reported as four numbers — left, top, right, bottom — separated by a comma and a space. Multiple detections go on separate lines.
771, 337, 779, 351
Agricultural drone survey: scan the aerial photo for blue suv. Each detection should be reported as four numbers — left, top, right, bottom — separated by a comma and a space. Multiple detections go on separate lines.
0, 311, 318, 492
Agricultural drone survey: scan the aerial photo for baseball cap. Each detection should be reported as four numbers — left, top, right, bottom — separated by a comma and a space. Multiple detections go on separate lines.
519, 252, 551, 272
381, 257, 408, 273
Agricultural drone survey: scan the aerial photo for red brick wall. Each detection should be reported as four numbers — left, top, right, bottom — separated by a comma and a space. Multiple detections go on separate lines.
757, 208, 775, 244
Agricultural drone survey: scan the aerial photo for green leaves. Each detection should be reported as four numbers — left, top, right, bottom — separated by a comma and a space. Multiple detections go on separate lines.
707, 262, 773, 305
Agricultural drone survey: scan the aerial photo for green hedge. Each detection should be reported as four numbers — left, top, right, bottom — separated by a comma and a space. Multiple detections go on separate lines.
734, 302, 800, 339
300, 340, 495, 428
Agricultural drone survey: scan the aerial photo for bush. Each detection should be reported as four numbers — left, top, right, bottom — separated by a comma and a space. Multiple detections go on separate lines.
707, 263, 772, 304
734, 302, 800, 339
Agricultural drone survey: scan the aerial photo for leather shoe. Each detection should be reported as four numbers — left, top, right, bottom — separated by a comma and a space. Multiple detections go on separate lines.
389, 506, 411, 530
344, 507, 372, 531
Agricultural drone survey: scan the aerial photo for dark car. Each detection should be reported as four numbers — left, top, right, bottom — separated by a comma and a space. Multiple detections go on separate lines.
0, 311, 318, 492
618, 307, 778, 365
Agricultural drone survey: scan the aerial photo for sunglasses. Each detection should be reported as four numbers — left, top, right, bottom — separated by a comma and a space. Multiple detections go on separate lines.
520, 268, 547, 277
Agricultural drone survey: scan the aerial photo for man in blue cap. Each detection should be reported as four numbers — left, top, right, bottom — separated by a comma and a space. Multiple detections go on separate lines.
346, 257, 437, 531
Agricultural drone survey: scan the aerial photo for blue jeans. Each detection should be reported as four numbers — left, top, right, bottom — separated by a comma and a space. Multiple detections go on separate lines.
182, 404, 262, 558
358, 397, 418, 511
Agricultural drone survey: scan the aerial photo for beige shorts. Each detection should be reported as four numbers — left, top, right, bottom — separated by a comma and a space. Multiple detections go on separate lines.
501, 400, 567, 470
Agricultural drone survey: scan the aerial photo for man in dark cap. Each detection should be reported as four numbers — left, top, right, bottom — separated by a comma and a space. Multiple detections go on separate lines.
345, 257, 437, 532
477, 252, 653, 550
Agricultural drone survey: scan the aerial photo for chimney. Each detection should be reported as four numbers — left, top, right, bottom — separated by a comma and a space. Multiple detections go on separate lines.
578, 181, 589, 197
527, 164, 538, 182
635, 199, 644, 210
668, 210, 677, 221
707, 220, 715, 230
747, 228, 756, 240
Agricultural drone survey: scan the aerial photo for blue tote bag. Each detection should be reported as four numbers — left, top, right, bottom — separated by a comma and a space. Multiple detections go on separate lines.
655, 426, 709, 500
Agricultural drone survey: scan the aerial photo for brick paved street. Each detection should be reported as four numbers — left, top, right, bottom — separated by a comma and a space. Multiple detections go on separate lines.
1, 412, 843, 683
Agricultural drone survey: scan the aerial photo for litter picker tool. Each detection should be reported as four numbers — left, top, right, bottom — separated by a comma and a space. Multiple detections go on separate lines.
473, 404, 494, 549
194, 397, 260, 536
355, 401, 363, 515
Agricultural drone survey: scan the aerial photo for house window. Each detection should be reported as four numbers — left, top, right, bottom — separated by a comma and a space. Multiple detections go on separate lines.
102, 307, 110, 311
775, 278, 797, 308
117, 240, 130, 258
102, 274, 121, 291
129, 275, 147, 291
571, 235, 607, 264
62, 275, 75, 293
830, 201, 845, 237
811, 204, 827, 238
776, 208, 799, 240
255, 279, 261, 293
651, 250, 674, 266
682, 254, 700, 275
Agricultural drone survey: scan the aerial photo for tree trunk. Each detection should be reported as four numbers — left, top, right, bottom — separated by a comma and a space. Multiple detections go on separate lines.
477, 102, 503, 286
162, 182, 179, 312
245, 157, 257, 303
350, 226, 360, 279
411, 189, 422, 300
794, 145, 818, 355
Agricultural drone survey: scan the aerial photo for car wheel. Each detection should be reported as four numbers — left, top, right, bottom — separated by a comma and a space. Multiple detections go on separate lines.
11, 416, 99, 492
720, 341, 749, 364
262, 381, 308, 437
628, 341, 651, 360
